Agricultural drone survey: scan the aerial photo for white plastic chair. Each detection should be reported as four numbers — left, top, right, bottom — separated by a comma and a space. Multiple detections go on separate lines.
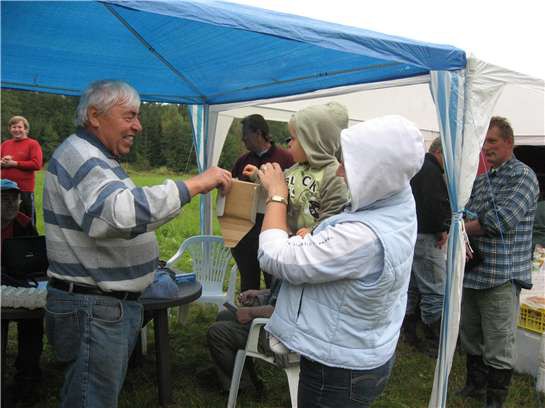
166, 235, 238, 323
227, 318, 300, 408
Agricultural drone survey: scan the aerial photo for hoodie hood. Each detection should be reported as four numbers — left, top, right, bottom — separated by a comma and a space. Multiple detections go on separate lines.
294, 102, 348, 169
341, 115, 425, 211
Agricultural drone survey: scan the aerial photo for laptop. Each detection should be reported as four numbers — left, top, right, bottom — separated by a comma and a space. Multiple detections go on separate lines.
1, 235, 49, 279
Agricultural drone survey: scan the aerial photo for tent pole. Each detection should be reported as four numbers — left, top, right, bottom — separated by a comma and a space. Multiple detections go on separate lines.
198, 105, 214, 235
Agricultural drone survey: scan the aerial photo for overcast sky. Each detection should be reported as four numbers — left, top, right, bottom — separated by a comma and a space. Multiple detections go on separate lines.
229, 0, 545, 80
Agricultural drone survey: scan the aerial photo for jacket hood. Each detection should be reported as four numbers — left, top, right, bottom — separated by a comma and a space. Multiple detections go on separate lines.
341, 115, 425, 211
294, 102, 348, 169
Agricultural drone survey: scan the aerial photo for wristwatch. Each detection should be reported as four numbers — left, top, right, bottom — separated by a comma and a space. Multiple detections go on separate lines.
266, 195, 288, 205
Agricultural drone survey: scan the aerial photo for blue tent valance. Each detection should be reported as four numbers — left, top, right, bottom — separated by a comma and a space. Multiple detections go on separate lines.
1, 0, 465, 105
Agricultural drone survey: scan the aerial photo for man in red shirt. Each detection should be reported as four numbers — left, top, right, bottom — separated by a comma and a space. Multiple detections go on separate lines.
230, 114, 293, 291
1, 116, 43, 224
1, 179, 43, 406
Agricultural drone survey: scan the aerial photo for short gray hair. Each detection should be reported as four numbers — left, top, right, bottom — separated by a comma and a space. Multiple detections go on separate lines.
428, 137, 442, 154
75, 80, 141, 127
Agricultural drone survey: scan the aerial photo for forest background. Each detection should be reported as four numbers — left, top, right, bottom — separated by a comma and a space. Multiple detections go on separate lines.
0, 90, 291, 172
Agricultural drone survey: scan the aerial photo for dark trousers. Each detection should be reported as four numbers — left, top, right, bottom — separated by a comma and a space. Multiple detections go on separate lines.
1, 318, 43, 380
206, 310, 268, 390
231, 214, 272, 291
19, 191, 36, 225
298, 355, 395, 408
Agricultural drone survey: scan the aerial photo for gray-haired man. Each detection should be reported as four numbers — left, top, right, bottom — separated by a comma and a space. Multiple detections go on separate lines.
44, 80, 232, 407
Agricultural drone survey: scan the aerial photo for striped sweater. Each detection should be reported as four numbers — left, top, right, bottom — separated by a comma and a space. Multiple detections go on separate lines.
43, 129, 190, 292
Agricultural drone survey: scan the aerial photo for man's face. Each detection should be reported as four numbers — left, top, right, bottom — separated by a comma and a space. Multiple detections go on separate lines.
483, 126, 513, 169
1, 190, 20, 226
241, 129, 262, 154
9, 121, 28, 140
89, 103, 142, 157
432, 150, 445, 171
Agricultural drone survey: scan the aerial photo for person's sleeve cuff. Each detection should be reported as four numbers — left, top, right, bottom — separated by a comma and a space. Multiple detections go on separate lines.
176, 181, 191, 206
259, 229, 289, 246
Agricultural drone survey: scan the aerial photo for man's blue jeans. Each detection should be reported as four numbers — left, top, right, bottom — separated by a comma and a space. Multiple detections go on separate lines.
298, 355, 395, 408
45, 287, 143, 408
406, 233, 446, 324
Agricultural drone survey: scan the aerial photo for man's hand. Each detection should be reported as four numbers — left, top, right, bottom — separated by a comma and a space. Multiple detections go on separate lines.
238, 289, 267, 306
236, 305, 274, 324
236, 307, 255, 324
465, 219, 485, 236
184, 166, 232, 197
435, 231, 448, 249
296, 227, 311, 238
242, 164, 258, 180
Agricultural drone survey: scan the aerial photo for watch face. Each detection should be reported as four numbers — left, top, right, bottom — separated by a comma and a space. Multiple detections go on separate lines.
269, 195, 287, 205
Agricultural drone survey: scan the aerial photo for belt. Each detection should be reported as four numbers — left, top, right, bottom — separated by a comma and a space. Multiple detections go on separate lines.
49, 277, 141, 301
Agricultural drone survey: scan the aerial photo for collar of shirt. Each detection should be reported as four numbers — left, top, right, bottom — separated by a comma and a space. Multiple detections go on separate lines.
255, 146, 272, 158
489, 156, 515, 177
76, 128, 116, 159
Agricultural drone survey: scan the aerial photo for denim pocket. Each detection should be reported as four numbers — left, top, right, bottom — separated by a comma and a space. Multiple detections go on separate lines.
91, 299, 124, 325
45, 300, 80, 363
349, 364, 391, 405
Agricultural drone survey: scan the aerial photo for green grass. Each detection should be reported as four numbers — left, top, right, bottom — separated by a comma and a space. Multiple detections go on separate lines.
5, 170, 544, 407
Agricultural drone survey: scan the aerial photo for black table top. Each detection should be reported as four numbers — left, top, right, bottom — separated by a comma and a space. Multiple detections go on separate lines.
140, 281, 202, 311
1, 281, 202, 318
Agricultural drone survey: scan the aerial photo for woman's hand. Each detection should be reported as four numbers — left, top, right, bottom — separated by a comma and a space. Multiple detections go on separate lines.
296, 227, 311, 238
0, 157, 17, 168
257, 162, 288, 198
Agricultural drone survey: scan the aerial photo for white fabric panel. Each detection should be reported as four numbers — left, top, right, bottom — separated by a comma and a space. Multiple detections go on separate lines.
189, 104, 205, 171
212, 115, 234, 166
210, 76, 431, 113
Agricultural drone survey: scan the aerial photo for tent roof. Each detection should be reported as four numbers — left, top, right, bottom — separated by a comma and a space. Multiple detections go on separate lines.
1, 0, 466, 104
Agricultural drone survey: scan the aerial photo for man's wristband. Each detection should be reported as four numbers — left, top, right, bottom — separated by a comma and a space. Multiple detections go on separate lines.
266, 195, 288, 205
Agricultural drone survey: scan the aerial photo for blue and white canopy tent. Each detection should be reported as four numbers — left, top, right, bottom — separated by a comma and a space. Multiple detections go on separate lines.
2, 1, 543, 406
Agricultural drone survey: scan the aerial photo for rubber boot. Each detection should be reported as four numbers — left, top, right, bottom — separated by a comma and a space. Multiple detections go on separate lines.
457, 354, 488, 399
423, 319, 441, 358
485, 367, 512, 408
401, 313, 419, 348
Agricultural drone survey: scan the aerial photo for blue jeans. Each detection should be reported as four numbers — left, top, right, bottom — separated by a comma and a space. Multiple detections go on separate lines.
406, 233, 446, 324
45, 287, 143, 408
298, 355, 395, 408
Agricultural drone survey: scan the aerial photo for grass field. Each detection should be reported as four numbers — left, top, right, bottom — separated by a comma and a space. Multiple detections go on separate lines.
4, 170, 543, 407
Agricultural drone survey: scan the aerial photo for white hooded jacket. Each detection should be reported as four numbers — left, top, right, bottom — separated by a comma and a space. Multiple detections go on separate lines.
259, 115, 425, 369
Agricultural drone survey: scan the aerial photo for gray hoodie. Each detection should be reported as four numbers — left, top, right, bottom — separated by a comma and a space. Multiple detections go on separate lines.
285, 102, 349, 232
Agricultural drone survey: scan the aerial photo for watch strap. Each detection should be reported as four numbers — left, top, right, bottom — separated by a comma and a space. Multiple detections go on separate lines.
266, 195, 288, 205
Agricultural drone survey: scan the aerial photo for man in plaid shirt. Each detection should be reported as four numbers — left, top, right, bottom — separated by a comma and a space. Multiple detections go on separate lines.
459, 117, 539, 407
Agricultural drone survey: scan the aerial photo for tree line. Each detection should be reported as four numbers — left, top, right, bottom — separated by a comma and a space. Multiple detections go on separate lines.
1, 90, 290, 173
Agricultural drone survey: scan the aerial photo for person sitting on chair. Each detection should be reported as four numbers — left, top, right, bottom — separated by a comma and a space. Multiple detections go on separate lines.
205, 279, 283, 395
0, 178, 44, 406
